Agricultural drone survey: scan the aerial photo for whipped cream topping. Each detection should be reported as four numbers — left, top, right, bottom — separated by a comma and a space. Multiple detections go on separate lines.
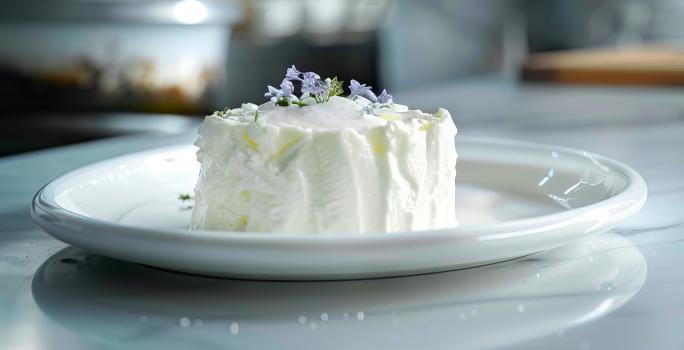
191, 96, 457, 234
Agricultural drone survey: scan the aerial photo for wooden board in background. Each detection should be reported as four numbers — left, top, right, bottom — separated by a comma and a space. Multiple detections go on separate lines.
521, 47, 684, 86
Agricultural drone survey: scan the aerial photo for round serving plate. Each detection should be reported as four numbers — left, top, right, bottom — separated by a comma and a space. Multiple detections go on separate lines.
31, 137, 647, 280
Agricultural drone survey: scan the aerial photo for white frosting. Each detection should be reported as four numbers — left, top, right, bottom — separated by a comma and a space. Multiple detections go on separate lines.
191, 96, 458, 234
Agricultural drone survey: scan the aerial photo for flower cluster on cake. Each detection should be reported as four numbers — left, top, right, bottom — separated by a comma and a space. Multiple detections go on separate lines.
191, 66, 457, 234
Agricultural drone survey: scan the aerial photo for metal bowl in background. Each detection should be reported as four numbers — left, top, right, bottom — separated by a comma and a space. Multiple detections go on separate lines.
0, 0, 240, 155
0, 0, 241, 115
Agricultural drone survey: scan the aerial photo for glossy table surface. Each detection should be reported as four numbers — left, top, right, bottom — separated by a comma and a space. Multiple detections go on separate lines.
2, 81, 684, 349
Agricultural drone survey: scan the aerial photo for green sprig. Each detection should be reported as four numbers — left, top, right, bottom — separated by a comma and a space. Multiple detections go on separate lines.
328, 77, 344, 98
216, 107, 230, 118
178, 193, 193, 202
276, 97, 290, 107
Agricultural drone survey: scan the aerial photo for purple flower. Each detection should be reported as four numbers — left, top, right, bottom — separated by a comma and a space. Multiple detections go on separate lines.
348, 80, 365, 96
280, 79, 294, 96
377, 89, 393, 104
314, 80, 332, 97
285, 65, 302, 81
301, 72, 324, 96
265, 78, 298, 102
264, 85, 280, 99
303, 71, 321, 81
348, 79, 378, 102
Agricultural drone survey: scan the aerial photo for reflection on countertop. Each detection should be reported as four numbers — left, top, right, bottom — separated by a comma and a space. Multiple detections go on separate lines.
32, 233, 645, 350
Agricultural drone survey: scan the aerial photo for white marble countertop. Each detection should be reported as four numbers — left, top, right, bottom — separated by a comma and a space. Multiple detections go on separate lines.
2, 81, 684, 349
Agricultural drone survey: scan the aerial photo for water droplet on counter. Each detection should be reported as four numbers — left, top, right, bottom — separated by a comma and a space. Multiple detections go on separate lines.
230, 322, 239, 335
601, 282, 615, 292
342, 313, 350, 321
551, 151, 559, 158
320, 312, 328, 321
356, 312, 365, 321
517, 304, 525, 313
458, 312, 467, 320
179, 317, 192, 328
298, 316, 307, 324
309, 322, 318, 330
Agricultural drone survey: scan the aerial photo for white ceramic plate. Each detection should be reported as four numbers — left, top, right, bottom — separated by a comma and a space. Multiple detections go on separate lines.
32, 137, 647, 280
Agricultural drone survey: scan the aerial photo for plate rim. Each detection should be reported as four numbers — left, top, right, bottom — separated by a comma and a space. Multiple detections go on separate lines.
32, 136, 647, 246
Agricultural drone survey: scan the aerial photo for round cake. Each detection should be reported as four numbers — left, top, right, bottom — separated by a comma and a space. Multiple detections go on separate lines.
191, 66, 457, 234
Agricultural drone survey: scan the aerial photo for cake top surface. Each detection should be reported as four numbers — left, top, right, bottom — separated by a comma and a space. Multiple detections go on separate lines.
207, 65, 450, 131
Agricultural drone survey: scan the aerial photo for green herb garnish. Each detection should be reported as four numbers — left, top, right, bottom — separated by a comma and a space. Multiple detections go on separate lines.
216, 107, 230, 118
276, 97, 290, 107
328, 77, 344, 98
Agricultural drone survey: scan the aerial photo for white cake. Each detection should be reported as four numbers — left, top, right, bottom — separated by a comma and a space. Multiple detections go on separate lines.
191, 69, 457, 234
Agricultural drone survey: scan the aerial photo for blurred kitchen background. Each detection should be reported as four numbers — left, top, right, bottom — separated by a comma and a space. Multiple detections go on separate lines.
1, 0, 683, 156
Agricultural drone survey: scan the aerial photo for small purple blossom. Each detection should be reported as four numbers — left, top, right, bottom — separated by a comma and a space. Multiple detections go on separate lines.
280, 79, 294, 96
301, 72, 324, 96
314, 80, 331, 96
285, 65, 302, 81
348, 79, 366, 96
306, 79, 331, 97
264, 85, 279, 99
377, 89, 393, 104
301, 78, 315, 95
303, 71, 321, 81
301, 72, 320, 89
348, 79, 378, 102
264, 78, 297, 102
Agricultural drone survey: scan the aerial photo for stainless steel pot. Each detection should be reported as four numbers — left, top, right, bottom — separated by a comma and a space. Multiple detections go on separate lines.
0, 0, 241, 115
